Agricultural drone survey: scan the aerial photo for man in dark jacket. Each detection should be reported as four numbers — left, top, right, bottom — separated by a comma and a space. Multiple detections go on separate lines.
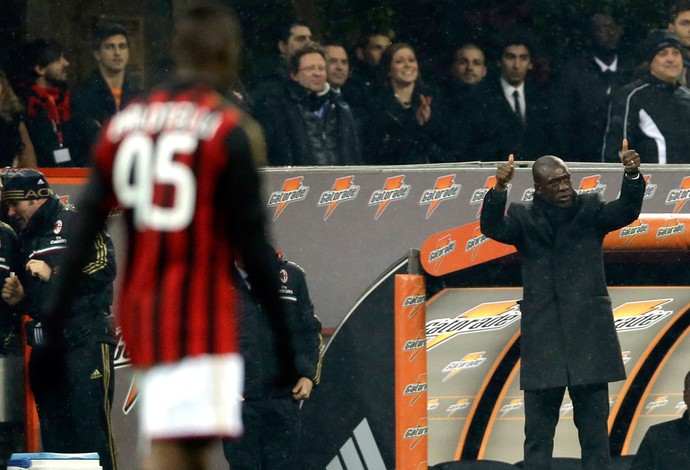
257, 43, 362, 166
553, 13, 634, 162
71, 23, 140, 165
631, 370, 690, 470
603, 30, 690, 164
0, 169, 117, 470
223, 249, 323, 469
480, 140, 645, 470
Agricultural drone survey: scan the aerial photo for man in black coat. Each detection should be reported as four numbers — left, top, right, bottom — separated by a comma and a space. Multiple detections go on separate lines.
553, 13, 634, 162
631, 370, 690, 470
257, 43, 362, 166
71, 23, 140, 165
480, 140, 645, 470
223, 249, 323, 469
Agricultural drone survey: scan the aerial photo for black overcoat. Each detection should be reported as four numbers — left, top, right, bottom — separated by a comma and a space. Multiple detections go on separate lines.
480, 174, 645, 390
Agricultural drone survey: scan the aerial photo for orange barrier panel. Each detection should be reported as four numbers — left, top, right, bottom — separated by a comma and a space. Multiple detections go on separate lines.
22, 316, 39, 451
394, 274, 428, 469
421, 214, 690, 276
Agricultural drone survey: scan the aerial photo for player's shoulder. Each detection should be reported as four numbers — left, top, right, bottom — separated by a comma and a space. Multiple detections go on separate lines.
0, 220, 17, 238
280, 259, 307, 281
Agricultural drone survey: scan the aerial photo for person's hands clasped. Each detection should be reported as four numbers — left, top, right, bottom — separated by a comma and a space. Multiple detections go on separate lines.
494, 154, 516, 191
292, 377, 314, 401
620, 138, 640, 177
26, 259, 52, 281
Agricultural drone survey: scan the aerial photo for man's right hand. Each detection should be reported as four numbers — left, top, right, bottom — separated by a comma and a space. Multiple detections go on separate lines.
494, 154, 515, 191
2, 275, 25, 307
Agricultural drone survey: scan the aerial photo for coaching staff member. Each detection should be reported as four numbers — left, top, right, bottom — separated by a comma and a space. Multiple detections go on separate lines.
1, 169, 117, 470
480, 139, 645, 470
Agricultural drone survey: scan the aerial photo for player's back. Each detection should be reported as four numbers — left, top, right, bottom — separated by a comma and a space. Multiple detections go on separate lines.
93, 82, 260, 366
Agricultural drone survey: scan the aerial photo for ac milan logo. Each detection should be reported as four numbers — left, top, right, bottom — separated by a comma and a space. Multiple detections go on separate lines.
53, 220, 63, 234
279, 269, 288, 283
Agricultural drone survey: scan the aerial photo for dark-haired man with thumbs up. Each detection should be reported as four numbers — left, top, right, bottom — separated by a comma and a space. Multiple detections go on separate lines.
480, 141, 645, 470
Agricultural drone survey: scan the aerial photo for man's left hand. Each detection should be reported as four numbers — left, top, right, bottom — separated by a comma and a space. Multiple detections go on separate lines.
26, 260, 52, 281
620, 138, 640, 175
292, 377, 314, 401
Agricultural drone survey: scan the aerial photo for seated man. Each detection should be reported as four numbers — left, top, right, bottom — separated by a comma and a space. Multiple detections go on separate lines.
631, 370, 690, 469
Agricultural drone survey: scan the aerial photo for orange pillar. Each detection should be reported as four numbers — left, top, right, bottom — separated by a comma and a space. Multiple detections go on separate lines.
395, 274, 428, 470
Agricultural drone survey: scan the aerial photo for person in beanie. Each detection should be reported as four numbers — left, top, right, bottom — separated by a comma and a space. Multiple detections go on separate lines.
603, 29, 690, 163
0, 168, 118, 470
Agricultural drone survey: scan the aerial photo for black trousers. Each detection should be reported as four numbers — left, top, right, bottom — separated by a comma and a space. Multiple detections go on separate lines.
223, 397, 300, 470
29, 342, 117, 470
523, 383, 611, 470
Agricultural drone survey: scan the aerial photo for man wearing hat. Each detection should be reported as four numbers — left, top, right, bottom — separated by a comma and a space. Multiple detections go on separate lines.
603, 29, 690, 164
0, 169, 118, 470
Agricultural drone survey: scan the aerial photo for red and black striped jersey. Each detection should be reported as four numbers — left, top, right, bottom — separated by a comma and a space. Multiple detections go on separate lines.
91, 82, 276, 367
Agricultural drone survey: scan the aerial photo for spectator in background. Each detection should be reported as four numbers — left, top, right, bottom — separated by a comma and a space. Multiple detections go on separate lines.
70, 23, 140, 165
554, 13, 634, 162
442, 44, 488, 161
257, 43, 361, 166
223, 249, 323, 470
366, 42, 451, 164
631, 370, 690, 470
465, 32, 555, 161
0, 69, 37, 167
345, 29, 393, 113
250, 19, 312, 109
450, 43, 488, 87
603, 30, 690, 164
667, 0, 690, 86
17, 39, 79, 167
325, 44, 350, 94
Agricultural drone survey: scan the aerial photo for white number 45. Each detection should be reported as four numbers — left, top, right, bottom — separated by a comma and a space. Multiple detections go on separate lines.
113, 131, 197, 231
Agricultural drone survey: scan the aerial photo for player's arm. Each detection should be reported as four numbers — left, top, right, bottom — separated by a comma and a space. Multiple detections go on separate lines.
45, 173, 111, 320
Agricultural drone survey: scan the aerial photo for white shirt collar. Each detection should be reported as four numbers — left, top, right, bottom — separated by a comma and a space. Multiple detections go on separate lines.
593, 55, 618, 73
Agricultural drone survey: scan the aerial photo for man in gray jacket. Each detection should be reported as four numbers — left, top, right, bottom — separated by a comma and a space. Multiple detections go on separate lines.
480, 140, 645, 470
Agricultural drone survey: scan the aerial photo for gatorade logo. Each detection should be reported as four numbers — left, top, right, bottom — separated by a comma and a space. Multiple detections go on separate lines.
403, 374, 428, 406
665, 176, 690, 213
576, 175, 606, 195
403, 417, 428, 449
419, 175, 461, 219
613, 299, 674, 332
499, 398, 523, 417
318, 176, 360, 220
428, 235, 456, 273
446, 398, 472, 417
268, 177, 309, 220
470, 176, 501, 218
369, 175, 410, 219
442, 352, 487, 382
645, 396, 669, 414
426, 300, 521, 350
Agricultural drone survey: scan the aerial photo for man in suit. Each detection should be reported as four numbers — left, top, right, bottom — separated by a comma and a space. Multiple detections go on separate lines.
554, 13, 633, 162
480, 140, 645, 470
466, 33, 554, 161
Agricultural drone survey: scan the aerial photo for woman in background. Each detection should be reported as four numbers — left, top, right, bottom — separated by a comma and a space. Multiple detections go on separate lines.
0, 69, 37, 167
365, 42, 452, 164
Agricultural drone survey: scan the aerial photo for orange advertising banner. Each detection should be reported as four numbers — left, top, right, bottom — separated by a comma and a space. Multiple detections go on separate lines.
421, 214, 690, 276
394, 274, 428, 470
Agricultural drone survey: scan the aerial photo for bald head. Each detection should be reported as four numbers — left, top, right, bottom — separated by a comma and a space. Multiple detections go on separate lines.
172, 1, 242, 90
533, 155, 574, 207
532, 155, 568, 183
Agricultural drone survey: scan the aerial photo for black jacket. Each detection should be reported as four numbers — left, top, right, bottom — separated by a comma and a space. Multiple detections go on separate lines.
552, 54, 634, 162
0, 221, 21, 353
480, 174, 645, 389
365, 84, 452, 164
237, 256, 323, 400
258, 81, 362, 166
631, 411, 690, 470
465, 78, 556, 161
603, 74, 690, 164
17, 197, 116, 346
71, 69, 140, 165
